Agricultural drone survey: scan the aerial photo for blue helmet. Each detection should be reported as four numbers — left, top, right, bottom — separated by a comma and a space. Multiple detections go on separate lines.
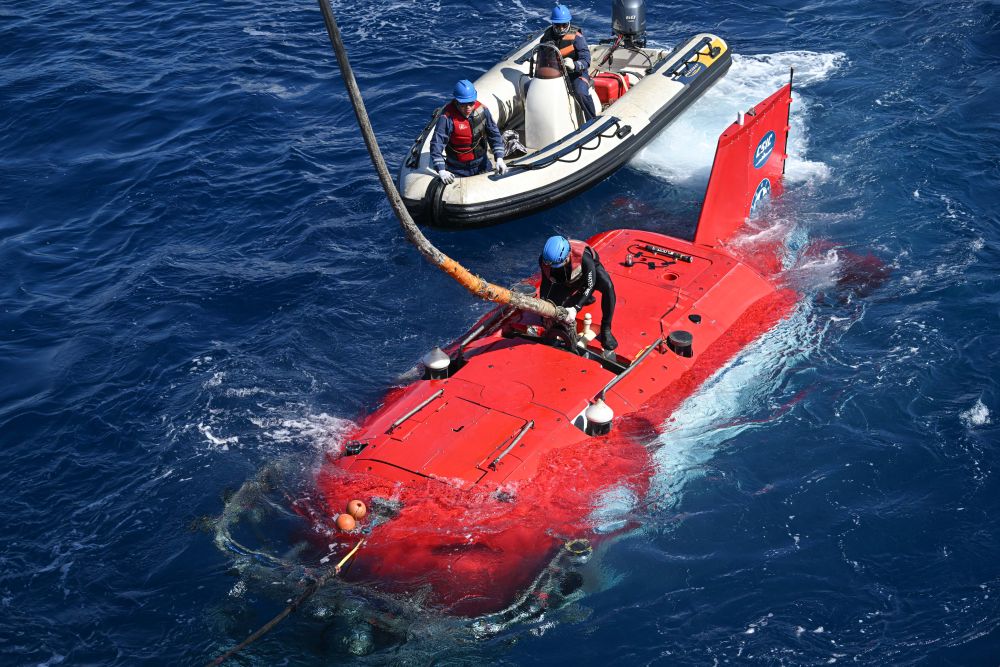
542, 235, 571, 267
550, 4, 572, 24
452, 79, 477, 103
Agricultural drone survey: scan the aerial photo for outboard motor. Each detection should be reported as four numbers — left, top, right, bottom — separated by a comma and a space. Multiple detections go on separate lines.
612, 0, 646, 48
523, 44, 579, 149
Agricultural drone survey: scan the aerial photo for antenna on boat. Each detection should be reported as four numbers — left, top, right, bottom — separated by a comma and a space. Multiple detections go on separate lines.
315, 0, 565, 322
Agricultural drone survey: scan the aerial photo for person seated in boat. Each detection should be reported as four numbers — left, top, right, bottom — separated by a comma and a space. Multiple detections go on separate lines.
430, 79, 508, 184
540, 4, 596, 122
538, 235, 618, 351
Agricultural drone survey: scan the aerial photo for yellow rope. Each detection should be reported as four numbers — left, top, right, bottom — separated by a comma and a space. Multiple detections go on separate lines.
334, 537, 365, 573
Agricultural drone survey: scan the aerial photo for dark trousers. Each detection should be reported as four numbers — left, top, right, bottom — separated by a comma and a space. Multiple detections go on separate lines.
446, 155, 490, 177
571, 76, 597, 121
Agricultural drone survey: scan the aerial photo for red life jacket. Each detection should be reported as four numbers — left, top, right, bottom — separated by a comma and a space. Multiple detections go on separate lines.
541, 239, 594, 284
443, 100, 487, 163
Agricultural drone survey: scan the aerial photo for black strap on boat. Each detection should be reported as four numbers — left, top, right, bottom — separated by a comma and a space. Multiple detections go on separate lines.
510, 116, 630, 171
405, 107, 442, 169
662, 36, 720, 80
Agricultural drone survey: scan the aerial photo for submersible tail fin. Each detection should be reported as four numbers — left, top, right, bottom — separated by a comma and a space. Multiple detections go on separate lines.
693, 74, 793, 247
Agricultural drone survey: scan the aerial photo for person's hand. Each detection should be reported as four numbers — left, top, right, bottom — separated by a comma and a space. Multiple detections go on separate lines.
495, 158, 508, 175
563, 57, 576, 72
561, 306, 577, 323
437, 169, 455, 184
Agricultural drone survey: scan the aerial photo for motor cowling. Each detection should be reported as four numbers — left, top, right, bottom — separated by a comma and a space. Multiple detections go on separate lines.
612, 0, 646, 48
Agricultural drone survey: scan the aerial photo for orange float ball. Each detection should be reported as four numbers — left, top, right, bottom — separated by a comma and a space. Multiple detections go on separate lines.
336, 513, 356, 532
347, 499, 367, 520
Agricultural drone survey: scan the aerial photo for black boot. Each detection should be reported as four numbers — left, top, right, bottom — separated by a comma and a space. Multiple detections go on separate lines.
599, 330, 618, 351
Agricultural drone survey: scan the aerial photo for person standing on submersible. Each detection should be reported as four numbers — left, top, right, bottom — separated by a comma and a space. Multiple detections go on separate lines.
430, 80, 508, 184
539, 235, 618, 351
541, 4, 597, 121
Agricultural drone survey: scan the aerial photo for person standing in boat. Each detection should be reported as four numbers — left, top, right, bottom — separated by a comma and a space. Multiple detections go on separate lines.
539, 235, 618, 351
430, 80, 508, 184
540, 4, 597, 122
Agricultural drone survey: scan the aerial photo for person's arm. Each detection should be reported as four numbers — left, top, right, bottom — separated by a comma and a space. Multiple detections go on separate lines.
429, 115, 452, 171
569, 251, 597, 308
484, 108, 505, 159
574, 32, 591, 73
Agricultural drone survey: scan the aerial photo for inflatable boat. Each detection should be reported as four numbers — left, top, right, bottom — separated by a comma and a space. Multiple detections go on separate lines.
317, 82, 795, 619
398, 1, 731, 228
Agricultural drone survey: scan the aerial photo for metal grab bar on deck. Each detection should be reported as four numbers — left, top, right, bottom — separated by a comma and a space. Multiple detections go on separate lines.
598, 337, 665, 400
386, 389, 444, 433
489, 420, 534, 470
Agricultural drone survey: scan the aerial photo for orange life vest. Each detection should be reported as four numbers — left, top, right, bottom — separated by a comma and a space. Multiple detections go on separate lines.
544, 25, 583, 58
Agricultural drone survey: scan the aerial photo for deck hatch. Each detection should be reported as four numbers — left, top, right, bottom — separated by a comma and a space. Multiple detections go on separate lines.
376, 397, 528, 488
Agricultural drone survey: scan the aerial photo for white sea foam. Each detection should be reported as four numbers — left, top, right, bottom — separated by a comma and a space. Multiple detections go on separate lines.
649, 300, 821, 510
960, 398, 991, 428
243, 26, 275, 38
249, 411, 355, 450
631, 51, 845, 187
198, 423, 239, 449
233, 78, 312, 100
589, 484, 639, 534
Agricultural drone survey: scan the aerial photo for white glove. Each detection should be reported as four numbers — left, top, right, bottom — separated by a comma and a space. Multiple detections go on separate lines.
561, 306, 577, 323
495, 158, 508, 175
563, 57, 576, 72
437, 169, 455, 184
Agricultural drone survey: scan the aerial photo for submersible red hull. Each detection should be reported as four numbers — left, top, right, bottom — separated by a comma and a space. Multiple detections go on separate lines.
317, 84, 796, 616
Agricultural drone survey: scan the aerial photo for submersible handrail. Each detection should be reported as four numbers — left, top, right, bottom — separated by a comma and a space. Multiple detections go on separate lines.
386, 389, 444, 433
456, 306, 515, 358
598, 336, 665, 400
316, 0, 565, 322
489, 419, 534, 470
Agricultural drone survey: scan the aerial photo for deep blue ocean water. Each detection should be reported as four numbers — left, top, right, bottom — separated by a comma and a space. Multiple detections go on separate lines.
3, 0, 999, 664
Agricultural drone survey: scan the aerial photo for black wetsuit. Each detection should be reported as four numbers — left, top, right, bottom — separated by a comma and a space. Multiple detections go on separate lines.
539, 245, 617, 350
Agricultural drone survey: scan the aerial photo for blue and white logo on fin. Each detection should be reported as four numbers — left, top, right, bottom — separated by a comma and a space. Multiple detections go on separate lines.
749, 178, 772, 217
753, 130, 776, 169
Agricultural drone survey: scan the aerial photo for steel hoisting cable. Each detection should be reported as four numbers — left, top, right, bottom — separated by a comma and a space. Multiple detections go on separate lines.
206, 539, 366, 666
316, 0, 564, 321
